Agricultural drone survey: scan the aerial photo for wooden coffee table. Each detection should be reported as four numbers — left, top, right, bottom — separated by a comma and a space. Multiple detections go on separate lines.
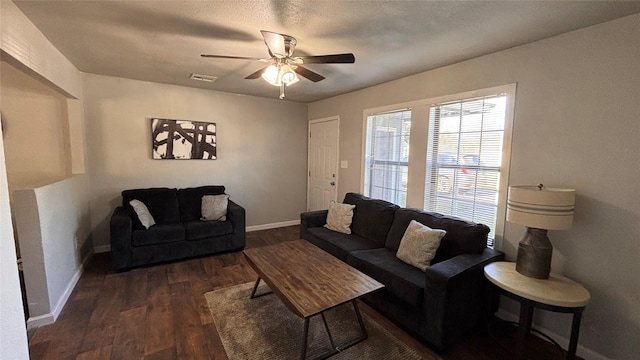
243, 240, 384, 360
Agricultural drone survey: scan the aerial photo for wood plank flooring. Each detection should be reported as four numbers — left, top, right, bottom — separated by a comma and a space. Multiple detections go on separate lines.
28, 226, 576, 360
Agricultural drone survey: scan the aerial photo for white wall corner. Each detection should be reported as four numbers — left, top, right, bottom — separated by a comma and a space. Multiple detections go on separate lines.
26, 245, 93, 330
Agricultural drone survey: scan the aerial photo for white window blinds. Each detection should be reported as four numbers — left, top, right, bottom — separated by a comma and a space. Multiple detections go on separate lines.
424, 94, 508, 244
364, 110, 411, 207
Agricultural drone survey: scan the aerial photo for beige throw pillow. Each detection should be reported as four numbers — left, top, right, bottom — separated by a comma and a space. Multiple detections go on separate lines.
396, 220, 447, 271
201, 194, 229, 221
324, 202, 356, 234
129, 199, 156, 229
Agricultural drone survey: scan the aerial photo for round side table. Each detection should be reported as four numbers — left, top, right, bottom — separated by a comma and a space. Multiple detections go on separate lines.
484, 262, 590, 360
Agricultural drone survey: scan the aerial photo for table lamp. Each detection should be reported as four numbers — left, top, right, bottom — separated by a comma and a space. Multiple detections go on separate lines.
506, 184, 575, 279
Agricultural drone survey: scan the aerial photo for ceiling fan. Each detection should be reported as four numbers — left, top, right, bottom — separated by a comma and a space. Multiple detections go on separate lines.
202, 30, 355, 99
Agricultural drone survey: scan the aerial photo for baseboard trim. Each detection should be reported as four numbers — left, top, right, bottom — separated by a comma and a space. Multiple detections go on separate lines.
495, 308, 606, 360
26, 249, 93, 330
26, 313, 54, 330
246, 220, 300, 232
94, 244, 111, 253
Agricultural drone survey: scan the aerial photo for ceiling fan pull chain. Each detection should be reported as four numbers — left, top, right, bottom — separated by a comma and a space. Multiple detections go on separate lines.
279, 83, 285, 99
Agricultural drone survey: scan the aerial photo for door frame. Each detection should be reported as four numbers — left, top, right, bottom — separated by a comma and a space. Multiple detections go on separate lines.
307, 116, 340, 211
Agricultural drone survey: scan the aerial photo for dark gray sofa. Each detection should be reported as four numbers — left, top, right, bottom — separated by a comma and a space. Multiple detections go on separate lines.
300, 192, 504, 351
110, 185, 245, 271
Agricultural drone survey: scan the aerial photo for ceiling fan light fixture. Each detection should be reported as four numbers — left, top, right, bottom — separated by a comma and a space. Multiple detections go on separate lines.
280, 64, 299, 85
202, 30, 355, 99
261, 63, 299, 87
261, 64, 281, 86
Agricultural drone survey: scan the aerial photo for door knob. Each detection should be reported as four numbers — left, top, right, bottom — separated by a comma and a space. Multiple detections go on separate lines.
330, 182, 336, 186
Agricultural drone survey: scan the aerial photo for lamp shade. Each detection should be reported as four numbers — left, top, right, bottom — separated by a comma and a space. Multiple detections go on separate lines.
507, 185, 575, 230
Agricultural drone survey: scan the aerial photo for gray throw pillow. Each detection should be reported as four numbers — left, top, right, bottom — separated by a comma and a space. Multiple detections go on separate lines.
396, 220, 447, 271
324, 202, 356, 234
201, 194, 229, 221
129, 199, 156, 229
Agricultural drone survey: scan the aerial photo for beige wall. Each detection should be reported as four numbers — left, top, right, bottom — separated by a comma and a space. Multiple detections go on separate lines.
1, 1, 89, 348
82, 74, 309, 249
0, 58, 92, 330
1, 61, 71, 188
0, 110, 29, 360
309, 14, 640, 359
12, 176, 92, 328
1, 1, 82, 98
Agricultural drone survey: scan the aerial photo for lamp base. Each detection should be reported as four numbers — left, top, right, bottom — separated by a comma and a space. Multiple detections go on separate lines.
516, 227, 552, 279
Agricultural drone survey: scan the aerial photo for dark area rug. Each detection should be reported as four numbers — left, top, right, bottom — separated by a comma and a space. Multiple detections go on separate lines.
205, 282, 422, 360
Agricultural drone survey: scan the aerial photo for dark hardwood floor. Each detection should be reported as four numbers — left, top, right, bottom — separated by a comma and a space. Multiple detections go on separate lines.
27, 226, 575, 360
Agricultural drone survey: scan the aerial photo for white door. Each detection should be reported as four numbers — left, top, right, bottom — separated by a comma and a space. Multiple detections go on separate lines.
308, 117, 339, 211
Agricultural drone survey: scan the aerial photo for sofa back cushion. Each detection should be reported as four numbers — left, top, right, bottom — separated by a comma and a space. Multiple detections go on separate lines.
343, 193, 400, 246
122, 188, 180, 229
177, 186, 226, 222
385, 208, 489, 264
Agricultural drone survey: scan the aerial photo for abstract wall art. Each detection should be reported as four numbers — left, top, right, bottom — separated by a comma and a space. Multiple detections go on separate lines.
151, 118, 217, 160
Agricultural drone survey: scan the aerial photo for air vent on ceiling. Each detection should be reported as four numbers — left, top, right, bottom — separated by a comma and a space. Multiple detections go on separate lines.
190, 73, 217, 82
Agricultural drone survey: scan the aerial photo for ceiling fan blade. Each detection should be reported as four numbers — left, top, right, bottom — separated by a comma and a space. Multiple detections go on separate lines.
201, 54, 265, 61
296, 53, 355, 64
294, 66, 325, 82
244, 65, 270, 80
261, 30, 296, 58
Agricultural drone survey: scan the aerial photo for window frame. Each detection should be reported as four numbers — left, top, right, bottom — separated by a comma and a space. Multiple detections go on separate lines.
363, 109, 412, 206
361, 84, 516, 248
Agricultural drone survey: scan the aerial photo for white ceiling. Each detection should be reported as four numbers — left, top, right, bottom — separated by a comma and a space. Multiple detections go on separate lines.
13, 1, 640, 103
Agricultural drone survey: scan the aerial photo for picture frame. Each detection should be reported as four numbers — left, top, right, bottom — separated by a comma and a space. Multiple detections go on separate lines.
151, 118, 217, 160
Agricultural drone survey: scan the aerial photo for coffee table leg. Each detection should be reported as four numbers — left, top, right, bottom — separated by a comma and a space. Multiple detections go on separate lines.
300, 317, 310, 360
335, 300, 368, 351
250, 277, 261, 298
353, 300, 368, 340
320, 313, 336, 350
249, 277, 273, 299
299, 301, 369, 359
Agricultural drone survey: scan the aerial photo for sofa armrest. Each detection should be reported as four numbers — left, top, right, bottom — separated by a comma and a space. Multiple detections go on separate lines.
110, 206, 133, 271
422, 248, 505, 351
227, 200, 246, 248
300, 210, 328, 239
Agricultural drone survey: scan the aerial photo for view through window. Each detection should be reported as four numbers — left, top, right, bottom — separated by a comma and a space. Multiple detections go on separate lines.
362, 85, 514, 246
424, 94, 508, 243
363, 110, 411, 206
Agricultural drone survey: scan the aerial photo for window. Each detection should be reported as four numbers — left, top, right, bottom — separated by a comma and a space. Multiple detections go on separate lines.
363, 110, 411, 206
424, 94, 509, 244
362, 85, 514, 247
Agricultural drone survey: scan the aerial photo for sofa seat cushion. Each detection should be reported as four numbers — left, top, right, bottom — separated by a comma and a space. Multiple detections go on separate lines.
347, 248, 425, 307
307, 227, 382, 261
132, 223, 185, 247
184, 220, 233, 241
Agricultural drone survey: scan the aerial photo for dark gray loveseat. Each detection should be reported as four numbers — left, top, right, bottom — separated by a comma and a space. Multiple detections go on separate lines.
300, 193, 504, 351
110, 185, 245, 271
